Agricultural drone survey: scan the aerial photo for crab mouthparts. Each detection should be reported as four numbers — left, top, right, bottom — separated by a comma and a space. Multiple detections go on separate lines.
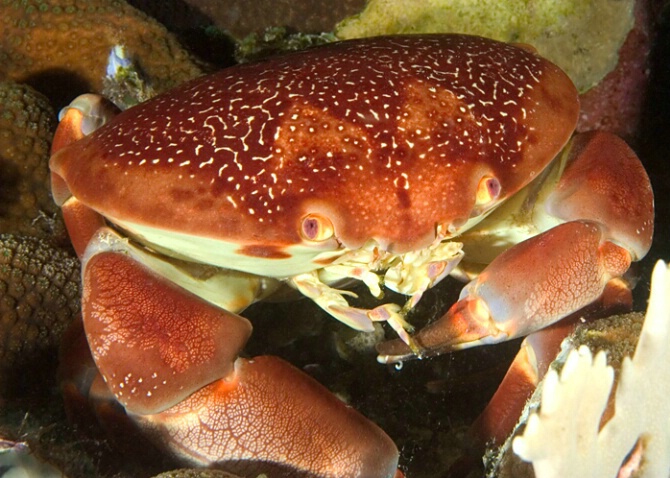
290, 239, 464, 348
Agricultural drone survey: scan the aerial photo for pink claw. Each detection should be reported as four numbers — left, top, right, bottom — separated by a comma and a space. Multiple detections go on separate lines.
72, 232, 400, 477
136, 355, 400, 478
378, 221, 633, 361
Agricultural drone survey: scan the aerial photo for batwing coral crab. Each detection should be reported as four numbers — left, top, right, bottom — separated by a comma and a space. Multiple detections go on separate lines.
49, 34, 653, 477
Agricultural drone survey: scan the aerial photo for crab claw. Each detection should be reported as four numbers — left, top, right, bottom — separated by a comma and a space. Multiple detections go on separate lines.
378, 221, 633, 362
376, 295, 503, 363
77, 228, 399, 477
135, 355, 400, 478
380, 131, 652, 363
377, 295, 500, 363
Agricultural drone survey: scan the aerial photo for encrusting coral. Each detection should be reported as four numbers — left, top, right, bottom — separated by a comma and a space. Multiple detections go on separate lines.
511, 260, 670, 477
0, 82, 64, 240
0, 234, 80, 396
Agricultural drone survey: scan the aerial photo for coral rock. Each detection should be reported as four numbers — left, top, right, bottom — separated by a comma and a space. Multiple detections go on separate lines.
0, 234, 80, 396
0, 82, 64, 240
0, 0, 203, 108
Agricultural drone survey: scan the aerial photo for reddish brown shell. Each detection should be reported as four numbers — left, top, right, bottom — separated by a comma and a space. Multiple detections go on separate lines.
50, 34, 579, 253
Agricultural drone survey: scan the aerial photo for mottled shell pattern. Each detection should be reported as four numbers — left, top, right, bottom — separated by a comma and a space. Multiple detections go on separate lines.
50, 34, 579, 273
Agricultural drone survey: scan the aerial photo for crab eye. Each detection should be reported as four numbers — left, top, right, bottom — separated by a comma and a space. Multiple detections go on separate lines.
475, 175, 501, 206
300, 214, 334, 242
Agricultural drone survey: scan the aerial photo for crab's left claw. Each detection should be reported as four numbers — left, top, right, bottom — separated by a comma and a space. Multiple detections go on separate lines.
379, 221, 639, 362
379, 132, 653, 363
378, 221, 630, 361
72, 228, 400, 478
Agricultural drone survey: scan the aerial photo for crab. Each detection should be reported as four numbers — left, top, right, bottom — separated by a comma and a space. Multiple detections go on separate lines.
49, 34, 653, 477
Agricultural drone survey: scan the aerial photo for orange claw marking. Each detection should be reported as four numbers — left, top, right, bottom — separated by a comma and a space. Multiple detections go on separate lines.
135, 356, 400, 478
83, 248, 252, 415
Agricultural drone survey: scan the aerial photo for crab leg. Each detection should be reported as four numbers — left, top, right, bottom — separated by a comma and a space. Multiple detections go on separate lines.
50, 95, 121, 257
467, 279, 632, 451
469, 322, 577, 446
378, 132, 653, 362
50, 94, 120, 154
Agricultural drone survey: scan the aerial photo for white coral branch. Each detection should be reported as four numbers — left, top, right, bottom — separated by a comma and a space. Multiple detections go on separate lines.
513, 260, 670, 478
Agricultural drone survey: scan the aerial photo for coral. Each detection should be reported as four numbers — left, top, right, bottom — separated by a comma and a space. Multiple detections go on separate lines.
0, 234, 80, 396
0, 0, 203, 108
235, 27, 336, 63
151, 471, 244, 478
0, 441, 63, 478
0, 82, 66, 240
568, 312, 643, 378
179, 0, 366, 39
510, 260, 670, 477
576, 0, 654, 141
336, 0, 634, 93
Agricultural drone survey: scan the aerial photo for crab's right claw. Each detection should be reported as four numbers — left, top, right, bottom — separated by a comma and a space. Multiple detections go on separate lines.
135, 355, 401, 477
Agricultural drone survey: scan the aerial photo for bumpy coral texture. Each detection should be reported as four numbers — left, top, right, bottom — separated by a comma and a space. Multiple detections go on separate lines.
0, 82, 63, 239
0, 234, 80, 396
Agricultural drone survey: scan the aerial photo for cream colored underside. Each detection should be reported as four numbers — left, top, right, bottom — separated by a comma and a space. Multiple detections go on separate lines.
101, 216, 466, 334
108, 217, 346, 278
